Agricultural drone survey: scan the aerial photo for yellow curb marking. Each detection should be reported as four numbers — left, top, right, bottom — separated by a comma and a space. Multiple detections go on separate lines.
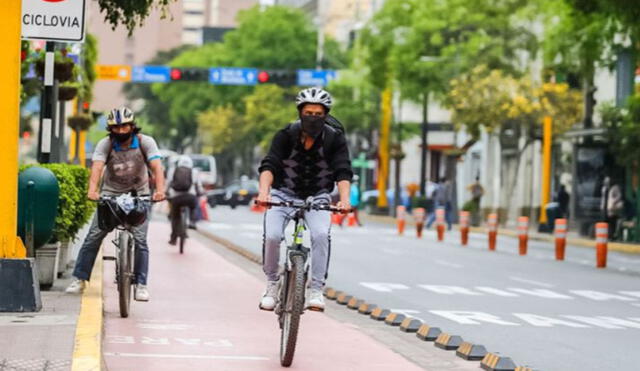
71, 249, 103, 371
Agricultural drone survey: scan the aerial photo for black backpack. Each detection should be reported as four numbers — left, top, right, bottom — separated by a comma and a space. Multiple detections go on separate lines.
171, 166, 193, 192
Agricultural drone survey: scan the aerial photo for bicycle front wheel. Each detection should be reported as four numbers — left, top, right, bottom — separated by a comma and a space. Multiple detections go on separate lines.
118, 231, 133, 318
279, 254, 306, 367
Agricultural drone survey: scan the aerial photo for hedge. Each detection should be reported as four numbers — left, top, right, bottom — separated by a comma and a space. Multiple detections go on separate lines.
19, 164, 95, 243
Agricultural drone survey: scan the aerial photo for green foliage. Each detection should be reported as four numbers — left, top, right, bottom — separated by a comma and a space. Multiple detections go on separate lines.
79, 34, 98, 102
19, 164, 95, 243
462, 199, 479, 213
98, 0, 176, 35
223, 5, 317, 69
446, 65, 583, 139
602, 95, 640, 169
362, 0, 538, 100
328, 70, 380, 138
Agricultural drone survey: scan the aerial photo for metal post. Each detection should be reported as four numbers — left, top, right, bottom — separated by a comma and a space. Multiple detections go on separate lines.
38, 42, 57, 163
57, 99, 67, 163
539, 116, 553, 224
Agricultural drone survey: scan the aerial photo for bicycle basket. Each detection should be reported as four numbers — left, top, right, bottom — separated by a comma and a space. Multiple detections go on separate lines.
97, 200, 122, 231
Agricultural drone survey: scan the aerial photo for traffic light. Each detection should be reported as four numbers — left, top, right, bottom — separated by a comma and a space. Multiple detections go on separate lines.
170, 67, 209, 82
257, 69, 298, 87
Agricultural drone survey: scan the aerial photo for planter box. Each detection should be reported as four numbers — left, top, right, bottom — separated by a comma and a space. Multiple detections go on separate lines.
35, 242, 60, 289
57, 241, 69, 278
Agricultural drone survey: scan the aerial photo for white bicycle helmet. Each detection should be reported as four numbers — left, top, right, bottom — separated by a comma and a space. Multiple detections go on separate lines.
107, 106, 135, 126
176, 155, 193, 169
296, 87, 333, 112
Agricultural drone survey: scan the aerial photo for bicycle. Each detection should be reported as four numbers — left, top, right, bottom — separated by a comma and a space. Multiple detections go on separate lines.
258, 198, 348, 367
178, 205, 190, 254
99, 194, 151, 318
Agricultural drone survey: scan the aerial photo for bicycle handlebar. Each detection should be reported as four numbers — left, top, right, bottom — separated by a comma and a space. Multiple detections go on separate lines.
256, 200, 354, 214
93, 195, 156, 203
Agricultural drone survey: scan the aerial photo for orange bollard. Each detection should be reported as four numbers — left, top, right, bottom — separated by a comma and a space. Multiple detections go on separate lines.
459, 211, 470, 246
413, 208, 426, 238
436, 207, 446, 242
487, 213, 498, 251
517, 216, 529, 255
595, 222, 608, 268
331, 213, 342, 225
396, 206, 406, 235
347, 212, 357, 227
200, 197, 210, 221
554, 218, 567, 260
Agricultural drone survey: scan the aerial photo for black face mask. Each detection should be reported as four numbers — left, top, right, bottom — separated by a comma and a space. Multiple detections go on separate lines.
300, 115, 326, 138
109, 131, 132, 143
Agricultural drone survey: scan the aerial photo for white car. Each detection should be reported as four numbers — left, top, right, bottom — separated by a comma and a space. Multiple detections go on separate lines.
188, 154, 217, 189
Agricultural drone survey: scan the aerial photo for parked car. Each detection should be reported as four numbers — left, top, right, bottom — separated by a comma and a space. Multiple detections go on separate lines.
207, 178, 259, 209
188, 154, 217, 190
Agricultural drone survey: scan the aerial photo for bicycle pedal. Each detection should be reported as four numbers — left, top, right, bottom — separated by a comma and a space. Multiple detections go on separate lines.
103, 256, 116, 261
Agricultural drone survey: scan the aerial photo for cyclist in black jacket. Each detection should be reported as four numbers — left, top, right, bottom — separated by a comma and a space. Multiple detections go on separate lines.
257, 88, 353, 312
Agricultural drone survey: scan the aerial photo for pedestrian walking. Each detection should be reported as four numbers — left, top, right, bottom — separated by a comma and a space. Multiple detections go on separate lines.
426, 177, 453, 230
601, 177, 624, 239
467, 176, 484, 225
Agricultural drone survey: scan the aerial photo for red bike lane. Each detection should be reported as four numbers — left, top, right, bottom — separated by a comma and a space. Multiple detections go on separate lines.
102, 220, 423, 370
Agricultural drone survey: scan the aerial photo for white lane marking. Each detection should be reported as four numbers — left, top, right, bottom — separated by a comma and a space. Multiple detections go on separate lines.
390, 309, 424, 321
513, 313, 590, 328
618, 267, 628, 272
509, 276, 554, 288
106, 336, 233, 347
104, 353, 269, 361
570, 290, 637, 302
563, 316, 640, 329
508, 288, 573, 299
429, 310, 520, 326
240, 232, 261, 239
381, 248, 403, 256
475, 287, 519, 297
632, 303, 640, 308
435, 260, 463, 269
359, 282, 409, 293
622, 291, 640, 299
419, 285, 483, 296
136, 324, 192, 330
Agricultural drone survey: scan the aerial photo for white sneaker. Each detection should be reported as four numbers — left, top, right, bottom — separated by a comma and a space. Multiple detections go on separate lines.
65, 278, 86, 294
259, 280, 279, 311
134, 284, 150, 301
306, 289, 325, 312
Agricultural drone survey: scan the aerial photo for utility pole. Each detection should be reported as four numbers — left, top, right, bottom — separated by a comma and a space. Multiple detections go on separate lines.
315, 1, 326, 69
0, 0, 25, 258
419, 92, 429, 196
37, 42, 58, 163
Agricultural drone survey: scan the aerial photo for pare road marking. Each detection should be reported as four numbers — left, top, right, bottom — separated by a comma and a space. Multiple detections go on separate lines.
136, 323, 192, 330
106, 336, 233, 347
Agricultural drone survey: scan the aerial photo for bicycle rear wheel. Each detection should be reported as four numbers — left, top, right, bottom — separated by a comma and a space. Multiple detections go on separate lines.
279, 254, 305, 367
118, 231, 133, 318
179, 207, 189, 254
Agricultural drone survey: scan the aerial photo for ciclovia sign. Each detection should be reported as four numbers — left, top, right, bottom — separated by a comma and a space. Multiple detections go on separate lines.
22, 0, 87, 42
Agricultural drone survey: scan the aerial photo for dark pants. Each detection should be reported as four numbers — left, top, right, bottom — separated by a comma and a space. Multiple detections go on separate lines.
73, 210, 151, 285
169, 193, 197, 240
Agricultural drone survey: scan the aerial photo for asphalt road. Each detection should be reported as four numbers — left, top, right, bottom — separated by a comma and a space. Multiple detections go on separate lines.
201, 205, 640, 371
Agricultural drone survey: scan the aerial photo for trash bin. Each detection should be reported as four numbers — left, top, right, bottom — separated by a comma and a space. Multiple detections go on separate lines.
539, 202, 559, 233
17, 167, 59, 252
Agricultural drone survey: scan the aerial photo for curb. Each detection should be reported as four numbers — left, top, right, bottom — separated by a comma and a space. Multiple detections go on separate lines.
71, 249, 103, 371
197, 227, 537, 370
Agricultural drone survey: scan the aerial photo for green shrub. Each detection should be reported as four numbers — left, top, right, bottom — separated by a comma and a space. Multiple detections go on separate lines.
19, 164, 95, 242
462, 199, 479, 213
411, 196, 433, 212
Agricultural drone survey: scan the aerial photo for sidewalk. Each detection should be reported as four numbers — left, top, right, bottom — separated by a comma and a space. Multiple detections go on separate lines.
361, 212, 640, 254
0, 275, 80, 371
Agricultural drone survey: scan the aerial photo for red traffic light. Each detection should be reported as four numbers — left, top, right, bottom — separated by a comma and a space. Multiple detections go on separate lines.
170, 68, 182, 80
258, 71, 270, 83
82, 101, 90, 111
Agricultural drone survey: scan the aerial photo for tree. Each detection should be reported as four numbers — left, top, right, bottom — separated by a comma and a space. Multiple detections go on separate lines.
98, 0, 176, 35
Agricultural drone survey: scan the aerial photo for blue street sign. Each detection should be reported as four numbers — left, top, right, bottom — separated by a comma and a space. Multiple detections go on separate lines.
209, 67, 258, 85
132, 65, 171, 83
297, 69, 337, 86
